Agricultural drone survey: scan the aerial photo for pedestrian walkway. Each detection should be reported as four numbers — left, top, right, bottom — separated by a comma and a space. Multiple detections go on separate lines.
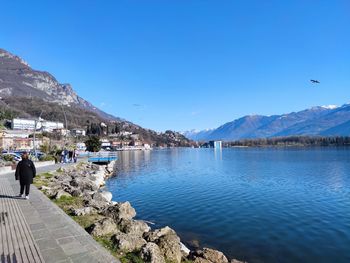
0, 164, 119, 263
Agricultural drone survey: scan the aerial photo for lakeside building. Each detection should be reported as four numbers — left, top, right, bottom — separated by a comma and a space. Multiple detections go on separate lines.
0, 136, 14, 150
2, 130, 31, 139
11, 118, 64, 132
101, 139, 111, 150
111, 140, 131, 149
201, 140, 223, 149
209, 140, 222, 149
41, 120, 64, 132
53, 128, 70, 136
118, 131, 132, 136
144, 143, 151, 150
71, 128, 86, 137
0, 136, 43, 151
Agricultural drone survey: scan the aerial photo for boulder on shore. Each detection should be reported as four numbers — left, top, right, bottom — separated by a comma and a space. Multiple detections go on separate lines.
55, 190, 72, 199
143, 226, 177, 242
156, 232, 182, 263
190, 248, 229, 263
87, 198, 110, 211
181, 242, 191, 256
103, 201, 136, 221
71, 207, 95, 216
119, 219, 150, 237
70, 177, 98, 192
144, 226, 182, 263
88, 217, 120, 237
69, 187, 82, 197
41, 186, 59, 198
111, 232, 147, 252
93, 191, 113, 203
140, 242, 166, 263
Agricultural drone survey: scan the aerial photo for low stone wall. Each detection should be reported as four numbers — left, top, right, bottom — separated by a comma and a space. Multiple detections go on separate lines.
0, 160, 56, 175
33, 160, 56, 168
37, 161, 246, 263
0, 166, 13, 175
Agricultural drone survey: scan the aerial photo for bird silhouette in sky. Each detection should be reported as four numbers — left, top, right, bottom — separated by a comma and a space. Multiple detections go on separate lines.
310, 79, 320, 84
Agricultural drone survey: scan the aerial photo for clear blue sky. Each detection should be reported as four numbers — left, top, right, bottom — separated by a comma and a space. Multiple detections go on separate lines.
1, 1, 349, 131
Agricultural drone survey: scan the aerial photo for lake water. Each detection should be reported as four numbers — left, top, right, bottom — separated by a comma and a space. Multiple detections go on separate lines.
105, 148, 350, 263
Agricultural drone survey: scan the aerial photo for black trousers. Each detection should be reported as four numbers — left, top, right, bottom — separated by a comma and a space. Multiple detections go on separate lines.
20, 184, 30, 196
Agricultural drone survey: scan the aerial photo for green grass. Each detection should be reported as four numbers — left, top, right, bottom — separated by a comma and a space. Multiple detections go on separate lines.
56, 167, 64, 173
33, 172, 54, 187
53, 196, 84, 212
76, 161, 87, 169
33, 178, 49, 187
94, 235, 144, 263
41, 172, 54, 179
71, 213, 104, 229
120, 252, 143, 263
95, 235, 120, 257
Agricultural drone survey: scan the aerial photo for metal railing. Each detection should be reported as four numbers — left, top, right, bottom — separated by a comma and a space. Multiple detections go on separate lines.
87, 151, 118, 163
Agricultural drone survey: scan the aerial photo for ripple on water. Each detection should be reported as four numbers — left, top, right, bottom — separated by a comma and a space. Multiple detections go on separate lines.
106, 148, 350, 263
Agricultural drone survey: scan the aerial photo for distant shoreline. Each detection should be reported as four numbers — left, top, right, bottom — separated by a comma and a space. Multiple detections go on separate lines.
226, 145, 350, 148
220, 136, 350, 148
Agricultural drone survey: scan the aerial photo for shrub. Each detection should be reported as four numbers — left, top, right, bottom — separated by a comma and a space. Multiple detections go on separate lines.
85, 135, 102, 152
2, 154, 14, 162
39, 155, 56, 162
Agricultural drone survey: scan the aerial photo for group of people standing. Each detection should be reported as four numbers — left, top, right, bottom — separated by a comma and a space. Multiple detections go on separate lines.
60, 149, 77, 163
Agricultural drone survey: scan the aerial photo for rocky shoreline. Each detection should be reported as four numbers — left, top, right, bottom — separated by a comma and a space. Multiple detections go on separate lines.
36, 161, 246, 263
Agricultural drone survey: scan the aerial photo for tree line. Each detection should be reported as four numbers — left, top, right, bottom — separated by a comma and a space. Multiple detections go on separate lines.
225, 136, 350, 147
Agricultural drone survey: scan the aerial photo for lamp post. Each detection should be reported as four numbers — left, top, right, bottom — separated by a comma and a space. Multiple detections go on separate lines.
61, 105, 68, 147
33, 110, 43, 159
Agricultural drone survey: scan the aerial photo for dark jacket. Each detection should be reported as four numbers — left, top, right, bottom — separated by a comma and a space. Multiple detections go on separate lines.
15, 159, 36, 184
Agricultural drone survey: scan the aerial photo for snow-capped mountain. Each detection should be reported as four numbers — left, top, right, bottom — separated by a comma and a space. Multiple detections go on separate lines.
183, 103, 350, 141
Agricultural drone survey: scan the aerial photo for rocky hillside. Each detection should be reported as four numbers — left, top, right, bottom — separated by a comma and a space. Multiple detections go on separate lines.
184, 104, 350, 141
0, 48, 191, 146
0, 48, 118, 121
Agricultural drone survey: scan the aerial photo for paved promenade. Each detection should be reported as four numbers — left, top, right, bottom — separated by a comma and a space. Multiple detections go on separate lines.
0, 164, 119, 263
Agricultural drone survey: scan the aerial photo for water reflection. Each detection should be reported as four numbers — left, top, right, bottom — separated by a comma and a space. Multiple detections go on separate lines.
214, 148, 222, 161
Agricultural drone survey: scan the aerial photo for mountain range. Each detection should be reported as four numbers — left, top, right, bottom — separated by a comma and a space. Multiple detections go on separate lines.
2, 48, 349, 144
183, 104, 350, 141
0, 48, 191, 146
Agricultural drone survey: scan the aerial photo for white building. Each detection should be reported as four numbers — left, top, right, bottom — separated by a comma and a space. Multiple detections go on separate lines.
118, 131, 132, 136
3, 130, 30, 138
11, 118, 64, 132
11, 118, 36, 130
41, 120, 64, 132
71, 128, 86, 137
101, 139, 111, 148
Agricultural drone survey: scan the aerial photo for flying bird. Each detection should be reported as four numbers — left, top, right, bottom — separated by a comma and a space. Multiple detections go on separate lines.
310, 79, 320, 84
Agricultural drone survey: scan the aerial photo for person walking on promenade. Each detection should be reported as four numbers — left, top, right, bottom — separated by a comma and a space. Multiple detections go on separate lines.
15, 152, 36, 200
73, 149, 77, 163
60, 150, 65, 163
68, 150, 73, 163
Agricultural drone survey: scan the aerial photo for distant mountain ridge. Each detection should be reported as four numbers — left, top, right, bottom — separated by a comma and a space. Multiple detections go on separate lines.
183, 104, 350, 141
